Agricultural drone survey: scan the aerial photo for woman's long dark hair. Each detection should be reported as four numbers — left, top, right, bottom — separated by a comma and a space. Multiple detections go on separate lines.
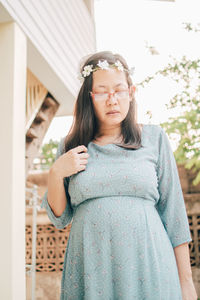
64, 51, 143, 152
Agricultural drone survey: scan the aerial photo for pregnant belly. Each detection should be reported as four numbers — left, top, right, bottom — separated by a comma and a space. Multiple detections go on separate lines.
71, 196, 171, 250
65, 196, 181, 299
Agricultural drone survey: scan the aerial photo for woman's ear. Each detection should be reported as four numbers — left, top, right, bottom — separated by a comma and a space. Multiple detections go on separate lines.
129, 85, 136, 101
131, 85, 136, 94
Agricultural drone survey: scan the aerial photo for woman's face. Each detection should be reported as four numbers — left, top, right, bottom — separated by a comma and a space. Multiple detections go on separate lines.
91, 68, 133, 128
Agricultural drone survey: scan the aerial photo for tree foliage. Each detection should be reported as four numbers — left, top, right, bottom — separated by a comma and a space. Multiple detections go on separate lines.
137, 22, 200, 186
40, 139, 59, 170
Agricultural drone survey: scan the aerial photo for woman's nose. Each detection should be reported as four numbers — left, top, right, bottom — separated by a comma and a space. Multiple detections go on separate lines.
107, 92, 117, 103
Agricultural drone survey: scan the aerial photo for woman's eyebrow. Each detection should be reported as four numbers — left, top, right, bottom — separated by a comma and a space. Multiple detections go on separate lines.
95, 83, 127, 88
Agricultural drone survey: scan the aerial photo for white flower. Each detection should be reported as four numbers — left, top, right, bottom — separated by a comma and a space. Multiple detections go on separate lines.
97, 60, 109, 70
77, 60, 135, 82
82, 64, 93, 77
115, 60, 124, 71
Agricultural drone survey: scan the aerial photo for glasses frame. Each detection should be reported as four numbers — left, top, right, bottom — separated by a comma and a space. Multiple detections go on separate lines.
89, 85, 136, 102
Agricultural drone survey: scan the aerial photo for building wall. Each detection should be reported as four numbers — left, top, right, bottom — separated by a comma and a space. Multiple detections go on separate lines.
1, 0, 96, 116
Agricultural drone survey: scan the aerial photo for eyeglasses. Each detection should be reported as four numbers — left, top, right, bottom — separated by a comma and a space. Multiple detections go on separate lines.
89, 86, 134, 102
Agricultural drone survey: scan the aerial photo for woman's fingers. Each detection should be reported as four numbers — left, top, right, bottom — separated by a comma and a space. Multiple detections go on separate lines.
79, 159, 88, 165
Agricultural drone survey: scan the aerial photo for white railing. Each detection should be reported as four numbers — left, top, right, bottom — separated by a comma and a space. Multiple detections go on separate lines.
26, 184, 42, 300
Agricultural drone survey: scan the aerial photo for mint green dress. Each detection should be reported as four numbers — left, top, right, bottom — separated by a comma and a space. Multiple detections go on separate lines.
41, 124, 192, 300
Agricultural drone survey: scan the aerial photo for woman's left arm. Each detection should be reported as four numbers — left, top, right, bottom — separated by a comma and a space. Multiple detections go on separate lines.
174, 242, 197, 300
155, 126, 197, 299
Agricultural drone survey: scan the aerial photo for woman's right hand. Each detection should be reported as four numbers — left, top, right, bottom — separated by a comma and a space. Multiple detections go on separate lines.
49, 145, 90, 178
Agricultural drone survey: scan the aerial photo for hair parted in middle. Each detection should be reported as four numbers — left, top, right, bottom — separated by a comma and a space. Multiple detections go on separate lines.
64, 50, 144, 152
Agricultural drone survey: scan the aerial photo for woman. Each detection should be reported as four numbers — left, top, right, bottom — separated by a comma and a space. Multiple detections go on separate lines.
41, 51, 197, 299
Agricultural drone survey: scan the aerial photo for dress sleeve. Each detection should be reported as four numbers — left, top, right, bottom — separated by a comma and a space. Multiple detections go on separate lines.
40, 137, 74, 229
155, 126, 192, 248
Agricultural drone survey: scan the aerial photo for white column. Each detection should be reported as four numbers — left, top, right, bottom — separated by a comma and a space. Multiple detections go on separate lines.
0, 21, 26, 300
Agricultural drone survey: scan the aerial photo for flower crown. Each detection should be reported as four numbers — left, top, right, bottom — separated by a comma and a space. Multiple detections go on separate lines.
78, 59, 135, 82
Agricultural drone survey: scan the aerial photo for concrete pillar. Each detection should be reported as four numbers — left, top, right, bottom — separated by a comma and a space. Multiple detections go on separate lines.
0, 21, 26, 300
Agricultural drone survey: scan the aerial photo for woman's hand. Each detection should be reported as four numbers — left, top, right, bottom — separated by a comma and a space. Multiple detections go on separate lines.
180, 277, 198, 300
50, 145, 90, 178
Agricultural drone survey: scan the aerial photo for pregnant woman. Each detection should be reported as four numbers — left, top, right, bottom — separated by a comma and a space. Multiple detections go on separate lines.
41, 50, 197, 300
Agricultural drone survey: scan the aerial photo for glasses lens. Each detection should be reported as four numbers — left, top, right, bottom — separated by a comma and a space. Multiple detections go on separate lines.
94, 93, 108, 101
115, 90, 129, 99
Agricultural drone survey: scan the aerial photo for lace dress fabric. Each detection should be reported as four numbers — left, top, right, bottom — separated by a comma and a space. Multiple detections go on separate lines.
41, 124, 192, 300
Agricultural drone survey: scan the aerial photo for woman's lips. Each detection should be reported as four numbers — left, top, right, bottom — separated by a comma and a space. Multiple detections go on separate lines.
107, 111, 120, 115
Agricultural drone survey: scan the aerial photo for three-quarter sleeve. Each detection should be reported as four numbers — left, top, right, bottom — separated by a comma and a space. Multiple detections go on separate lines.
155, 126, 192, 248
40, 137, 74, 229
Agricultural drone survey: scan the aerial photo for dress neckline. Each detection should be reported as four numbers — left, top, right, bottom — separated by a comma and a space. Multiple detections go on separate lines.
89, 124, 147, 148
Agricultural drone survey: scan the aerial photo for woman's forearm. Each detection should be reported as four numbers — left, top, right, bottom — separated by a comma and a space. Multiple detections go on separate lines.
173, 242, 193, 283
47, 168, 67, 217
